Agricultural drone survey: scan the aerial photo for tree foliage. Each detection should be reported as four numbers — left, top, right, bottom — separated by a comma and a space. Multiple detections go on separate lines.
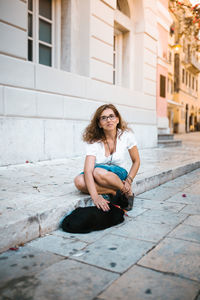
169, 0, 200, 47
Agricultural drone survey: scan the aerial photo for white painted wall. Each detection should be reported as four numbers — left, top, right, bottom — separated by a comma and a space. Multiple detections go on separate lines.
0, 0, 159, 166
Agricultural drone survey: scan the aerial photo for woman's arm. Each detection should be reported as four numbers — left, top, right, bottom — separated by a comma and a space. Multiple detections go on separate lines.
123, 146, 140, 194
128, 146, 140, 180
84, 155, 110, 211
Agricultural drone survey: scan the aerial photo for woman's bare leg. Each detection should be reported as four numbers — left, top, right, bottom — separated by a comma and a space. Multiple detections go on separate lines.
93, 168, 124, 191
74, 174, 116, 195
93, 168, 133, 196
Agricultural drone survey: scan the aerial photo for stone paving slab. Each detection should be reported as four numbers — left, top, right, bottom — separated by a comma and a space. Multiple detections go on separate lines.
70, 233, 154, 273
134, 209, 187, 226
168, 224, 200, 244
181, 204, 200, 214
0, 246, 63, 289
52, 227, 115, 244
183, 181, 200, 194
134, 198, 186, 212
165, 192, 200, 205
183, 215, 200, 227
138, 237, 200, 282
136, 185, 181, 201
110, 219, 175, 243
0, 259, 119, 300
97, 265, 200, 300
28, 234, 87, 257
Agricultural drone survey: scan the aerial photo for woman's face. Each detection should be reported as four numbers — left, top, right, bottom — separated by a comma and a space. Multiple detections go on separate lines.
99, 108, 119, 131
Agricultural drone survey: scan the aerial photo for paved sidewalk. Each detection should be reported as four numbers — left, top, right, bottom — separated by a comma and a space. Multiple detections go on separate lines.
0, 168, 200, 299
0, 132, 200, 253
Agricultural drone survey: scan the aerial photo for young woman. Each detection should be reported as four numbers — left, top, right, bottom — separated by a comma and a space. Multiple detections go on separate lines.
74, 104, 140, 212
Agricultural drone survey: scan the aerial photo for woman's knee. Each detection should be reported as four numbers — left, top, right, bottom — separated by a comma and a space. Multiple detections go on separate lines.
74, 175, 85, 190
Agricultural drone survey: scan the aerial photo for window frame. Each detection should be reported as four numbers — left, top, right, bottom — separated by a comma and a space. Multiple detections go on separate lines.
160, 75, 166, 98
113, 30, 123, 86
182, 68, 185, 84
27, 0, 60, 68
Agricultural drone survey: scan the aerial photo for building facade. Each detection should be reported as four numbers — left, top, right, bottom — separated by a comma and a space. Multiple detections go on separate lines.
156, 0, 171, 134
0, 0, 159, 166
167, 0, 200, 134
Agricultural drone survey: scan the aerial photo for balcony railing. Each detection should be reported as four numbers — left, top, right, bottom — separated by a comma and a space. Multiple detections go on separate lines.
185, 54, 200, 74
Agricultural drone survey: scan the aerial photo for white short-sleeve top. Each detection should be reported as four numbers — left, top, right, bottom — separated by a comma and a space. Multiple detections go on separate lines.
85, 130, 137, 169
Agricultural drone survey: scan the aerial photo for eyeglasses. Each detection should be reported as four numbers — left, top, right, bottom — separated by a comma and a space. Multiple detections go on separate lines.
99, 114, 116, 122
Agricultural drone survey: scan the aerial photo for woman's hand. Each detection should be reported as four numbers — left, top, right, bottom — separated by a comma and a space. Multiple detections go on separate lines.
122, 180, 132, 196
93, 195, 110, 211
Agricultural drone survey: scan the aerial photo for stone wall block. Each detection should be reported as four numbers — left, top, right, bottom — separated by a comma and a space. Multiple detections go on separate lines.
0, 0, 27, 29
35, 64, 86, 98
91, 16, 113, 45
0, 118, 44, 166
0, 23, 27, 59
0, 55, 35, 88
63, 96, 100, 120
101, 0, 116, 9
144, 49, 157, 67
37, 93, 64, 118
44, 120, 74, 160
0, 86, 4, 115
144, 64, 157, 82
4, 87, 37, 117
90, 59, 113, 83
144, 34, 157, 54
144, 79, 156, 96
91, 37, 113, 65
0, 211, 39, 253
91, 0, 114, 26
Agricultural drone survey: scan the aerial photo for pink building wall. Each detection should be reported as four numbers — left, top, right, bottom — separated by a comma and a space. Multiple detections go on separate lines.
157, 64, 168, 117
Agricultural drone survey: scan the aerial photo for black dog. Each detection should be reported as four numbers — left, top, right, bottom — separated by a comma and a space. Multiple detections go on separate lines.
61, 190, 129, 234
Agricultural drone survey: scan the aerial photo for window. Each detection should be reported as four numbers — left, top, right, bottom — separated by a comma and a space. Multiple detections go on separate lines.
113, 32, 124, 86
113, 0, 130, 87
189, 73, 191, 88
192, 76, 194, 89
196, 79, 198, 92
182, 68, 185, 84
171, 79, 174, 94
187, 44, 191, 60
28, 0, 57, 67
117, 0, 130, 17
169, 51, 172, 64
160, 75, 166, 98
167, 78, 170, 93
186, 71, 188, 86
28, 0, 33, 61
113, 36, 116, 85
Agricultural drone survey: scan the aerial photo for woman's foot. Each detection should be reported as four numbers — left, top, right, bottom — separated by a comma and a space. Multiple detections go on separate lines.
124, 193, 134, 211
111, 190, 134, 211
120, 184, 134, 211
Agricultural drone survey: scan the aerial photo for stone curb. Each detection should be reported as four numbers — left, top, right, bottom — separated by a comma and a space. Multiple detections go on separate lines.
0, 159, 200, 253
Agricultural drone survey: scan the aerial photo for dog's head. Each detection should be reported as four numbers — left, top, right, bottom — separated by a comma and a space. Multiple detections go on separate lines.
110, 190, 128, 209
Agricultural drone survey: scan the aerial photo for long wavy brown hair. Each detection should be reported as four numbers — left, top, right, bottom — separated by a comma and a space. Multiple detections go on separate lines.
83, 104, 129, 143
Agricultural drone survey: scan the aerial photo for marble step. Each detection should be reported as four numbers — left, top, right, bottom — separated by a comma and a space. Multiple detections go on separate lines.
158, 140, 182, 147
158, 134, 174, 141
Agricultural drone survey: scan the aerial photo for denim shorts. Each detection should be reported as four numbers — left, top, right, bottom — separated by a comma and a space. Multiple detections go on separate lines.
81, 164, 128, 181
